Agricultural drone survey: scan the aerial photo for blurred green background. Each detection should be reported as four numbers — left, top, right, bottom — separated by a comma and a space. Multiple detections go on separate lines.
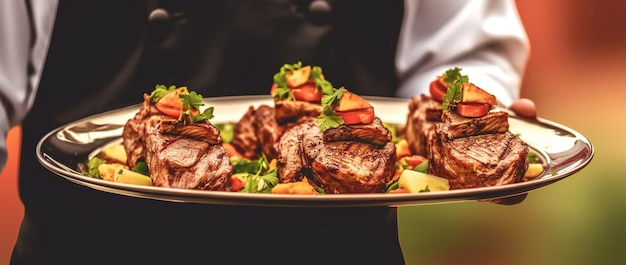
399, 1, 625, 264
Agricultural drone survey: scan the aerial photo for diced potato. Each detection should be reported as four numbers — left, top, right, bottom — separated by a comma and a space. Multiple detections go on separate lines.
272, 179, 318, 195
461, 83, 497, 105
102, 143, 127, 164
398, 170, 450, 193
335, 91, 372, 111
286, 65, 311, 88
98, 163, 127, 182
114, 168, 153, 186
524, 163, 544, 180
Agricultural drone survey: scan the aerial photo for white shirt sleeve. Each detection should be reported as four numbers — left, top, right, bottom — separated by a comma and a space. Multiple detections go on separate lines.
0, 0, 57, 170
395, 0, 530, 107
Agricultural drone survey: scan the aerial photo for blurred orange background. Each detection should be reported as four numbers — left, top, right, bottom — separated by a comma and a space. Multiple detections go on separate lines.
1, 1, 624, 264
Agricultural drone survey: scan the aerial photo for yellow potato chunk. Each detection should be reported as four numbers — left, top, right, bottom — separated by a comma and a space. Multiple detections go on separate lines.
114, 168, 153, 186
102, 143, 127, 164
524, 163, 544, 180
398, 170, 450, 193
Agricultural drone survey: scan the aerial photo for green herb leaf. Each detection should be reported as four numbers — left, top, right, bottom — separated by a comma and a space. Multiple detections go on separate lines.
272, 62, 303, 100
317, 106, 344, 131
412, 160, 429, 174
86, 157, 105, 179
149, 84, 177, 103
441, 67, 469, 111
131, 161, 149, 176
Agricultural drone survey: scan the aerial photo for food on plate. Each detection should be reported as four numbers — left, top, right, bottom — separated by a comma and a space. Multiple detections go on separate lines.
419, 68, 529, 189
396, 170, 450, 193
121, 85, 233, 190
277, 85, 396, 194
231, 62, 328, 160
403, 94, 442, 157
81, 65, 546, 195
114, 168, 153, 186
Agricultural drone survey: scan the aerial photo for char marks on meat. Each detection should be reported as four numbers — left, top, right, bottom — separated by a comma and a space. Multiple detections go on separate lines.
143, 115, 232, 190
274, 100, 322, 125
231, 105, 266, 159
277, 120, 396, 194
322, 117, 391, 147
404, 95, 442, 157
232, 101, 321, 160
429, 111, 529, 189
122, 94, 233, 191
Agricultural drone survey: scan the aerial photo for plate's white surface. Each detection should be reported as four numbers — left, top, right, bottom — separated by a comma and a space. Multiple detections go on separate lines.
37, 95, 594, 207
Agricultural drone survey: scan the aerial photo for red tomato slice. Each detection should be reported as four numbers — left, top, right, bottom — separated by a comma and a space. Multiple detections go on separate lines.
155, 103, 182, 118
230, 177, 245, 192
429, 77, 447, 102
456, 102, 490, 117
335, 107, 375, 125
292, 81, 322, 102
408, 155, 427, 168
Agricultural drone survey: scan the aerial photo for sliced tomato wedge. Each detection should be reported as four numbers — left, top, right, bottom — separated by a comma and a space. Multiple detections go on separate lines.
335, 107, 375, 125
456, 102, 490, 117
155, 103, 183, 118
408, 155, 427, 168
429, 77, 447, 102
155, 89, 184, 118
230, 177, 245, 192
292, 81, 322, 102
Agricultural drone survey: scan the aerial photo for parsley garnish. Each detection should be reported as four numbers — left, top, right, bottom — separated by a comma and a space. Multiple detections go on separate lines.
149, 84, 214, 123
317, 106, 344, 131
272, 62, 303, 101
316, 87, 347, 131
441, 67, 469, 111
149, 84, 177, 102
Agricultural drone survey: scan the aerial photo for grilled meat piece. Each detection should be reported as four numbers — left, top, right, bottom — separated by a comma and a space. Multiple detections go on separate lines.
310, 141, 396, 194
232, 100, 320, 160
144, 115, 232, 190
122, 94, 162, 168
403, 94, 442, 157
429, 111, 529, 189
231, 105, 267, 159
437, 110, 509, 141
276, 121, 321, 183
277, 120, 396, 194
274, 100, 322, 125
322, 117, 391, 147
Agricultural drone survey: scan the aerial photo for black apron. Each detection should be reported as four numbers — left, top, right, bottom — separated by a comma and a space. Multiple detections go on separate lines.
13, 1, 405, 264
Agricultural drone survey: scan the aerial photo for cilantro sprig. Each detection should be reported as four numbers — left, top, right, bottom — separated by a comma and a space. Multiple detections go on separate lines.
231, 154, 279, 193
441, 67, 469, 111
272, 62, 302, 101
316, 87, 347, 131
271, 62, 334, 101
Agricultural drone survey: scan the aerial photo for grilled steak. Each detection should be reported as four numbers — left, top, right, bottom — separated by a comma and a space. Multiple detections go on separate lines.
231, 100, 321, 160
231, 105, 269, 159
122, 94, 162, 168
429, 110, 529, 189
403, 94, 442, 157
277, 120, 396, 194
143, 115, 233, 190
322, 117, 391, 147
274, 100, 322, 125
122, 94, 233, 191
